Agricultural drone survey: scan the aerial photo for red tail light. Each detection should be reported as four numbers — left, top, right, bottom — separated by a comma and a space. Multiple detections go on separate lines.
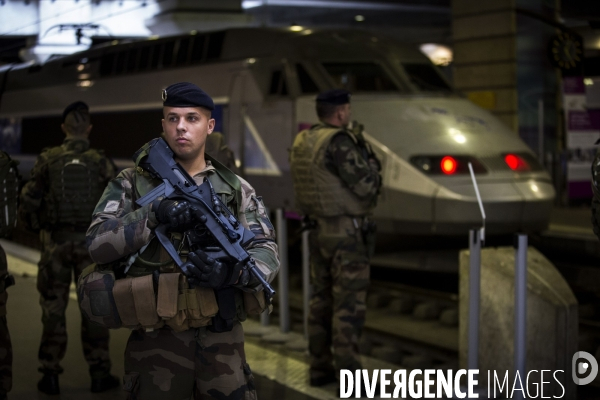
441, 156, 457, 174
504, 154, 530, 171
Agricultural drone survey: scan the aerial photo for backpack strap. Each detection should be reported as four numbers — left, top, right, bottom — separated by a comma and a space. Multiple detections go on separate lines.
205, 153, 242, 212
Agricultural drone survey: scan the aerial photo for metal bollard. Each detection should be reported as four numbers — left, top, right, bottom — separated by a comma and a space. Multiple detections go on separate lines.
467, 228, 482, 371
514, 234, 528, 400
302, 229, 310, 339
275, 208, 290, 333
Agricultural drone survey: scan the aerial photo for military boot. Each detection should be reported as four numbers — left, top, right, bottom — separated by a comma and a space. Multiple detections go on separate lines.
38, 373, 60, 395
91, 374, 120, 393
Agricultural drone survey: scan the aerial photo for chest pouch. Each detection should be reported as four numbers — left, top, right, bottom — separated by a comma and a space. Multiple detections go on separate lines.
77, 264, 122, 329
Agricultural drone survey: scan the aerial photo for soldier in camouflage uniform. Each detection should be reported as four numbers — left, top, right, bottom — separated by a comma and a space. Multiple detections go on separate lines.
0, 150, 18, 400
19, 102, 119, 395
85, 82, 279, 399
290, 89, 381, 387
0, 246, 12, 400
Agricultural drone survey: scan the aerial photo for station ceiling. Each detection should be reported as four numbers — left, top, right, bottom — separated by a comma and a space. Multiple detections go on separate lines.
0, 0, 599, 66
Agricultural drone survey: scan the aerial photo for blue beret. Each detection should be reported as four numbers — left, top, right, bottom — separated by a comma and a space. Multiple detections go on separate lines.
62, 101, 89, 122
316, 89, 351, 105
162, 82, 214, 111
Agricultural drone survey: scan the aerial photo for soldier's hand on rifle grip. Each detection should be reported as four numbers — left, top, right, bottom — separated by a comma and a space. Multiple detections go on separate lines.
152, 199, 194, 230
187, 249, 229, 288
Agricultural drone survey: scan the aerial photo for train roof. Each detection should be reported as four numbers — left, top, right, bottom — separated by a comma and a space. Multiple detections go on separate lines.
2, 27, 437, 92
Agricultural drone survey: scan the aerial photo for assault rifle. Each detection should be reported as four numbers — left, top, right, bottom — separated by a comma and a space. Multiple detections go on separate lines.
134, 138, 276, 305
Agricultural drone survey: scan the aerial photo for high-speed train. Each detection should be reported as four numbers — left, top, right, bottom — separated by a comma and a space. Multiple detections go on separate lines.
0, 27, 555, 235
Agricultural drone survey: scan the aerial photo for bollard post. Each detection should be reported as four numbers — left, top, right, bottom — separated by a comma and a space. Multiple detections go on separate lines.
467, 229, 481, 371
302, 229, 310, 339
276, 208, 290, 333
514, 234, 528, 400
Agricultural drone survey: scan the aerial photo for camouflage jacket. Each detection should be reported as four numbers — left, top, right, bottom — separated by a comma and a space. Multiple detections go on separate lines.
325, 126, 381, 205
19, 137, 116, 232
85, 161, 280, 293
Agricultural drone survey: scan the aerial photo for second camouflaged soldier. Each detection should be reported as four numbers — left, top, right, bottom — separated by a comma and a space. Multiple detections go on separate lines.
290, 89, 381, 387
19, 101, 119, 395
82, 82, 279, 399
0, 150, 18, 400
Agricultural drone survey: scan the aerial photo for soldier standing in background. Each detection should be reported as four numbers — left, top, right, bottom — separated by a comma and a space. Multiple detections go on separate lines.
290, 89, 381, 387
205, 130, 240, 174
0, 150, 18, 400
19, 101, 119, 395
82, 82, 279, 399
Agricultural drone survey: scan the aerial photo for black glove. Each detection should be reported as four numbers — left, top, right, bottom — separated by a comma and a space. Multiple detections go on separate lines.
184, 249, 230, 288
152, 199, 193, 229
182, 249, 251, 288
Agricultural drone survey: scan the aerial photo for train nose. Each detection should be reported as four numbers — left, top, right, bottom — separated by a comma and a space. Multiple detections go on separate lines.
433, 178, 555, 234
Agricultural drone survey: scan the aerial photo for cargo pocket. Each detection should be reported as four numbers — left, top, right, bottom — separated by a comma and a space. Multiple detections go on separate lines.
123, 372, 139, 400
243, 362, 257, 400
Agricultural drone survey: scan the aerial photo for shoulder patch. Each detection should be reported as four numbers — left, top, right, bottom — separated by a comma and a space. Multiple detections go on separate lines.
104, 200, 119, 213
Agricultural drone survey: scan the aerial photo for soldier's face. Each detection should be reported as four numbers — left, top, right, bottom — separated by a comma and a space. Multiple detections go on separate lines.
162, 106, 215, 162
339, 103, 351, 127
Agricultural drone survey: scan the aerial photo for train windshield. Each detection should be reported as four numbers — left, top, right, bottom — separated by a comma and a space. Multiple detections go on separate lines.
401, 63, 452, 92
322, 62, 397, 92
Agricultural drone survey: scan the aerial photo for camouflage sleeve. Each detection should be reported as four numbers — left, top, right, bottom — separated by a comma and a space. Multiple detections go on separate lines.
18, 152, 48, 230
326, 132, 381, 201
236, 176, 279, 293
86, 169, 159, 265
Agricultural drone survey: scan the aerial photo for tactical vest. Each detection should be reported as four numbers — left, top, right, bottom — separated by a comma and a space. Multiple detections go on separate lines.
0, 151, 19, 238
78, 154, 268, 332
290, 124, 375, 217
42, 146, 106, 228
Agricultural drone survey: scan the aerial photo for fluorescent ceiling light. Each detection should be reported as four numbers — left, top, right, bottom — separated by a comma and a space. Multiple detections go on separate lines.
242, 0, 448, 13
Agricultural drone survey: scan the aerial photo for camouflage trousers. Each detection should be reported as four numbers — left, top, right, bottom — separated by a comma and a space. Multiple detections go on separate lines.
0, 245, 12, 396
37, 231, 111, 378
123, 321, 256, 400
308, 216, 372, 381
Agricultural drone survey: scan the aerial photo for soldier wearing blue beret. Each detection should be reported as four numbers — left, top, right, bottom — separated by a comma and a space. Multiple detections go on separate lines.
290, 89, 382, 389
82, 82, 280, 399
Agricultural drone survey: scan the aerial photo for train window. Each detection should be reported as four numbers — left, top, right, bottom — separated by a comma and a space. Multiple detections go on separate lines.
163, 41, 175, 67
191, 35, 206, 62
139, 46, 151, 71
115, 51, 127, 75
176, 38, 191, 66
402, 63, 451, 92
269, 70, 288, 96
322, 62, 397, 92
150, 43, 161, 69
126, 48, 138, 73
100, 53, 115, 77
206, 31, 225, 61
296, 64, 319, 93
